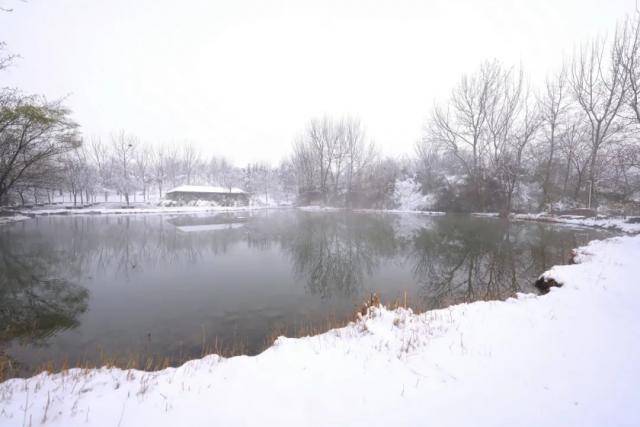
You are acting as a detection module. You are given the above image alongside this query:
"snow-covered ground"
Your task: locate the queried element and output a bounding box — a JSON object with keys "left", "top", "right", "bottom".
{"left": 470, "top": 212, "right": 501, "bottom": 218}
{"left": 296, "top": 206, "right": 445, "bottom": 215}
{"left": 295, "top": 205, "right": 344, "bottom": 212}
{"left": 469, "top": 212, "right": 640, "bottom": 234}
{"left": 8, "top": 204, "right": 278, "bottom": 219}
{"left": 1, "top": 230, "right": 639, "bottom": 425}
{"left": 354, "top": 208, "right": 445, "bottom": 215}
{"left": 513, "top": 212, "right": 640, "bottom": 234}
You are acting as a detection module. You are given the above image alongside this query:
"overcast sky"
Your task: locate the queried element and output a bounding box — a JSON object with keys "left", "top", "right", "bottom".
{"left": 0, "top": 0, "right": 636, "bottom": 165}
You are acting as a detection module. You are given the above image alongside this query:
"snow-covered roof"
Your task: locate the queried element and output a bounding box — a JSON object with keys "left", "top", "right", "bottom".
{"left": 166, "top": 185, "right": 246, "bottom": 194}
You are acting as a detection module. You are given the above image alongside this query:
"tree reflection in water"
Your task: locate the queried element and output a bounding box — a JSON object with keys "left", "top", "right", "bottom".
{"left": 0, "top": 211, "right": 608, "bottom": 378}
{"left": 0, "top": 212, "right": 604, "bottom": 340}
{"left": 0, "top": 236, "right": 89, "bottom": 344}
{"left": 410, "top": 216, "right": 596, "bottom": 309}
{"left": 277, "top": 212, "right": 399, "bottom": 298}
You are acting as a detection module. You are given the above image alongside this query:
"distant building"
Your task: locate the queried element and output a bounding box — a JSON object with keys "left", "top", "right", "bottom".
{"left": 165, "top": 185, "right": 249, "bottom": 206}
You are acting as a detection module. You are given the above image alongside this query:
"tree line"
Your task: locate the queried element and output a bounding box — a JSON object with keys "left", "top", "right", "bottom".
{"left": 1, "top": 15, "right": 640, "bottom": 212}
{"left": 415, "top": 17, "right": 640, "bottom": 214}
{"left": 4, "top": 130, "right": 292, "bottom": 206}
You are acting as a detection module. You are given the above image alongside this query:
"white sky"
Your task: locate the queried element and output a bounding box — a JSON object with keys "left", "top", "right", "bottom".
{"left": 0, "top": 0, "right": 636, "bottom": 165}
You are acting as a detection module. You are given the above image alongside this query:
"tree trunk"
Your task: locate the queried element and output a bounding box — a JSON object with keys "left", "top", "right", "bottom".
{"left": 541, "top": 127, "right": 556, "bottom": 209}
{"left": 588, "top": 142, "right": 599, "bottom": 208}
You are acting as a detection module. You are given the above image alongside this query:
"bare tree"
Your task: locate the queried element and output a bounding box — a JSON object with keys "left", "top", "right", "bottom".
{"left": 218, "top": 157, "right": 241, "bottom": 191}
{"left": 426, "top": 61, "right": 500, "bottom": 209}
{"left": 619, "top": 15, "right": 640, "bottom": 123}
{"left": 88, "top": 137, "right": 113, "bottom": 201}
{"left": 291, "top": 135, "right": 317, "bottom": 193}
{"left": 110, "top": 130, "right": 136, "bottom": 206}
{"left": 244, "top": 162, "right": 275, "bottom": 204}
{"left": 616, "top": 15, "right": 640, "bottom": 202}
{"left": 62, "top": 146, "right": 91, "bottom": 206}
{"left": 151, "top": 146, "right": 168, "bottom": 198}
{"left": 309, "top": 117, "right": 342, "bottom": 202}
{"left": 134, "top": 144, "right": 152, "bottom": 201}
{"left": 557, "top": 121, "right": 592, "bottom": 201}
{"left": 537, "top": 67, "right": 572, "bottom": 208}
{"left": 570, "top": 33, "right": 629, "bottom": 207}
{"left": 291, "top": 116, "right": 376, "bottom": 206}
{"left": 181, "top": 142, "right": 201, "bottom": 185}
{"left": 499, "top": 85, "right": 541, "bottom": 214}
{"left": 343, "top": 117, "right": 377, "bottom": 206}
{"left": 415, "top": 136, "right": 441, "bottom": 191}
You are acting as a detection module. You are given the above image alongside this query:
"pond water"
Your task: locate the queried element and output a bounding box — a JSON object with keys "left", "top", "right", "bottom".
{"left": 0, "top": 210, "right": 610, "bottom": 376}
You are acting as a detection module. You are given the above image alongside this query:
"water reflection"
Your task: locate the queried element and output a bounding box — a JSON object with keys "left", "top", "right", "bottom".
{"left": 409, "top": 216, "right": 588, "bottom": 309}
{"left": 0, "top": 211, "right": 609, "bottom": 375}
{"left": 169, "top": 214, "right": 248, "bottom": 233}
{"left": 279, "top": 213, "right": 399, "bottom": 298}
{"left": 0, "top": 237, "right": 88, "bottom": 343}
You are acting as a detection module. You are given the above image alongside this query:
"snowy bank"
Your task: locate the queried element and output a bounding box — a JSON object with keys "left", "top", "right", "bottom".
{"left": 297, "top": 206, "right": 445, "bottom": 215}
{"left": 354, "top": 208, "right": 445, "bottom": 215}
{"left": 13, "top": 205, "right": 278, "bottom": 218}
{"left": 1, "top": 233, "right": 639, "bottom": 426}
{"left": 470, "top": 212, "right": 501, "bottom": 218}
{"left": 513, "top": 212, "right": 640, "bottom": 234}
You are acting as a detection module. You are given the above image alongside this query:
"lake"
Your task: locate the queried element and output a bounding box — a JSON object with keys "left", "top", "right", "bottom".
{"left": 0, "top": 210, "right": 610, "bottom": 377}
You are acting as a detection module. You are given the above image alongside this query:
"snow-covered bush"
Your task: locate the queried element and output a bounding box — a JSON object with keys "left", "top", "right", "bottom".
{"left": 158, "top": 199, "right": 178, "bottom": 207}
{"left": 392, "top": 178, "right": 435, "bottom": 211}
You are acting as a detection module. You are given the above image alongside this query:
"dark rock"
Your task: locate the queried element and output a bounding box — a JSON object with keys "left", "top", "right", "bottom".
{"left": 535, "top": 276, "right": 562, "bottom": 294}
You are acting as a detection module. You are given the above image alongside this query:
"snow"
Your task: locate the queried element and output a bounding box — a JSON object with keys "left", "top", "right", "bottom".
{"left": 296, "top": 205, "right": 344, "bottom": 212}
{"left": 13, "top": 205, "right": 275, "bottom": 218}
{"left": 354, "top": 208, "right": 445, "bottom": 215}
{"left": 166, "top": 185, "right": 246, "bottom": 194}
{"left": 470, "top": 212, "right": 640, "bottom": 234}
{"left": 175, "top": 223, "right": 245, "bottom": 232}
{"left": 296, "top": 205, "right": 445, "bottom": 215}
{"left": 513, "top": 213, "right": 640, "bottom": 234}
{"left": 1, "top": 229, "right": 639, "bottom": 425}
{"left": 8, "top": 205, "right": 446, "bottom": 224}
{"left": 392, "top": 178, "right": 436, "bottom": 211}
{"left": 470, "top": 212, "right": 501, "bottom": 217}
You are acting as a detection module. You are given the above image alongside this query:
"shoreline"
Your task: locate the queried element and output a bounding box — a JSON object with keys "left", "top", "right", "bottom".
{"left": 510, "top": 212, "right": 640, "bottom": 234}
{"left": 7, "top": 203, "right": 635, "bottom": 227}
{"left": 0, "top": 216, "right": 638, "bottom": 425}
